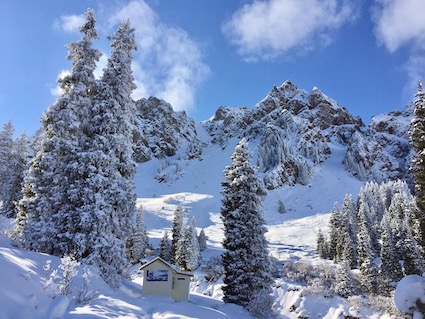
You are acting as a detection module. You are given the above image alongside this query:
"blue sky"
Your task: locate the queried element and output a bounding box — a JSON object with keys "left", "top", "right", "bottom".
{"left": 1, "top": 0, "right": 425, "bottom": 136}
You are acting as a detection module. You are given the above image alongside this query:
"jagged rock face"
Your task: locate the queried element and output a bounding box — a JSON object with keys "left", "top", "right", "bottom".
{"left": 203, "top": 81, "right": 334, "bottom": 189}
{"left": 133, "top": 97, "right": 202, "bottom": 163}
{"left": 343, "top": 105, "right": 413, "bottom": 182}
{"left": 133, "top": 81, "right": 413, "bottom": 188}
{"left": 257, "top": 123, "right": 312, "bottom": 189}
{"left": 260, "top": 81, "right": 363, "bottom": 129}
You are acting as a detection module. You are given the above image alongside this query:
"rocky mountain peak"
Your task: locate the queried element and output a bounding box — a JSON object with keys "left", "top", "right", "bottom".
{"left": 133, "top": 97, "right": 202, "bottom": 163}
{"left": 132, "top": 80, "right": 413, "bottom": 189}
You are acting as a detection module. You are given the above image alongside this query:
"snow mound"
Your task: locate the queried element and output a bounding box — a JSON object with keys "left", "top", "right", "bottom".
{"left": 394, "top": 274, "right": 425, "bottom": 316}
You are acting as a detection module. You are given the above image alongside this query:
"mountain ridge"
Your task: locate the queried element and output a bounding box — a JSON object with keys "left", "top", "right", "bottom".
{"left": 133, "top": 80, "right": 413, "bottom": 190}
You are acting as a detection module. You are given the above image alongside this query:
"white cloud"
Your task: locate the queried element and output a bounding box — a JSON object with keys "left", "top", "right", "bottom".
{"left": 222, "top": 0, "right": 358, "bottom": 61}
{"left": 372, "top": 0, "right": 425, "bottom": 100}
{"left": 372, "top": 0, "right": 425, "bottom": 53}
{"left": 108, "top": 0, "right": 210, "bottom": 112}
{"left": 54, "top": 14, "right": 85, "bottom": 34}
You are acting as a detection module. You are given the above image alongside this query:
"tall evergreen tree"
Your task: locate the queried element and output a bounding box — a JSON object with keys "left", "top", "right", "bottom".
{"left": 402, "top": 213, "right": 424, "bottom": 275}
{"left": 186, "top": 217, "right": 201, "bottom": 270}
{"left": 317, "top": 228, "right": 328, "bottom": 259}
{"left": 1, "top": 131, "right": 30, "bottom": 218}
{"left": 335, "top": 195, "right": 357, "bottom": 267}
{"left": 358, "top": 195, "right": 378, "bottom": 293}
{"left": 198, "top": 229, "right": 208, "bottom": 252}
{"left": 379, "top": 213, "right": 403, "bottom": 284}
{"left": 17, "top": 11, "right": 138, "bottom": 287}
{"left": 334, "top": 260, "right": 356, "bottom": 298}
{"left": 0, "top": 121, "right": 15, "bottom": 213}
{"left": 328, "top": 203, "right": 341, "bottom": 260}
{"left": 79, "top": 18, "right": 138, "bottom": 286}
{"left": 221, "top": 138, "right": 273, "bottom": 308}
{"left": 388, "top": 192, "right": 408, "bottom": 262}
{"left": 411, "top": 80, "right": 425, "bottom": 252}
{"left": 17, "top": 8, "right": 102, "bottom": 256}
{"left": 170, "top": 206, "right": 185, "bottom": 264}
{"left": 126, "top": 207, "right": 149, "bottom": 264}
{"left": 175, "top": 217, "right": 201, "bottom": 271}
{"left": 159, "top": 231, "right": 171, "bottom": 262}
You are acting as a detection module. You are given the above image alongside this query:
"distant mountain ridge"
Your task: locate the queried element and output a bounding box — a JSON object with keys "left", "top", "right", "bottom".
{"left": 132, "top": 80, "right": 413, "bottom": 188}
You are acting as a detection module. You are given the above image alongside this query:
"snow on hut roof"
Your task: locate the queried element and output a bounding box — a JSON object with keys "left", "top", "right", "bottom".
{"left": 140, "top": 256, "right": 193, "bottom": 277}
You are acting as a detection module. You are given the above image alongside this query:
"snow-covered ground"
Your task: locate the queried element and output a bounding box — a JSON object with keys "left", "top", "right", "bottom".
{"left": 0, "top": 139, "right": 407, "bottom": 318}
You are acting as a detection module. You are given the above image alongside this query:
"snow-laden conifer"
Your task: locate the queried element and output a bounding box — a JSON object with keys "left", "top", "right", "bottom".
{"left": 358, "top": 194, "right": 378, "bottom": 293}
{"left": 17, "top": 9, "right": 101, "bottom": 255}
{"left": 1, "top": 129, "right": 29, "bottom": 218}
{"left": 170, "top": 206, "right": 185, "bottom": 264}
{"left": 328, "top": 202, "right": 341, "bottom": 260}
{"left": 77, "top": 18, "right": 138, "bottom": 285}
{"left": 221, "top": 138, "right": 273, "bottom": 308}
{"left": 335, "top": 195, "right": 357, "bottom": 267}
{"left": 126, "top": 207, "right": 149, "bottom": 264}
{"left": 334, "top": 260, "right": 356, "bottom": 298}
{"left": 379, "top": 213, "right": 403, "bottom": 285}
{"left": 0, "top": 121, "right": 14, "bottom": 208}
{"left": 317, "top": 228, "right": 328, "bottom": 259}
{"left": 159, "top": 231, "right": 171, "bottom": 262}
{"left": 184, "top": 217, "right": 201, "bottom": 271}
{"left": 411, "top": 80, "right": 425, "bottom": 252}
{"left": 197, "top": 229, "right": 208, "bottom": 252}
{"left": 17, "top": 11, "right": 138, "bottom": 287}
{"left": 402, "top": 213, "right": 424, "bottom": 275}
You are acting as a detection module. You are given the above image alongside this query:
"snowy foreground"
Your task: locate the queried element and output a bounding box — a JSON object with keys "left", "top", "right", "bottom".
{"left": 0, "top": 139, "right": 419, "bottom": 318}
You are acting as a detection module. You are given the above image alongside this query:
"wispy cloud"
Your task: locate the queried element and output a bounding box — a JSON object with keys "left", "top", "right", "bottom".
{"left": 372, "top": 0, "right": 425, "bottom": 99}
{"left": 108, "top": 0, "right": 210, "bottom": 112}
{"left": 53, "top": 14, "right": 85, "bottom": 34}
{"left": 222, "top": 0, "right": 358, "bottom": 61}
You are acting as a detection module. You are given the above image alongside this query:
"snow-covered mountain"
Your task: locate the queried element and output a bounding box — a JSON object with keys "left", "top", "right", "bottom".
{"left": 135, "top": 80, "right": 413, "bottom": 190}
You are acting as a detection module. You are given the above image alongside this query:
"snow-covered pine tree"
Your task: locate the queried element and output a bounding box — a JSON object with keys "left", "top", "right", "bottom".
{"left": 221, "top": 138, "right": 273, "bottom": 308}
{"left": 317, "top": 228, "right": 328, "bottom": 259}
{"left": 362, "top": 183, "right": 383, "bottom": 254}
{"left": 387, "top": 192, "right": 408, "bottom": 262}
{"left": 159, "top": 231, "right": 171, "bottom": 262}
{"left": 343, "top": 194, "right": 358, "bottom": 252}
{"left": 185, "top": 217, "right": 201, "bottom": 271}
{"left": 170, "top": 206, "right": 185, "bottom": 264}
{"left": 402, "top": 213, "right": 424, "bottom": 275}
{"left": 335, "top": 195, "right": 357, "bottom": 267}
{"left": 334, "top": 260, "right": 356, "bottom": 298}
{"left": 17, "top": 9, "right": 101, "bottom": 256}
{"left": 0, "top": 121, "right": 15, "bottom": 214}
{"left": 77, "top": 18, "right": 138, "bottom": 286}
{"left": 328, "top": 202, "right": 341, "bottom": 260}
{"left": 1, "top": 129, "right": 30, "bottom": 218}
{"left": 365, "top": 181, "right": 385, "bottom": 225}
{"left": 174, "top": 216, "right": 200, "bottom": 271}
{"left": 126, "top": 207, "right": 149, "bottom": 264}
{"left": 197, "top": 228, "right": 208, "bottom": 252}
{"left": 411, "top": 80, "right": 425, "bottom": 252}
{"left": 379, "top": 213, "right": 403, "bottom": 285}
{"left": 358, "top": 195, "right": 378, "bottom": 293}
